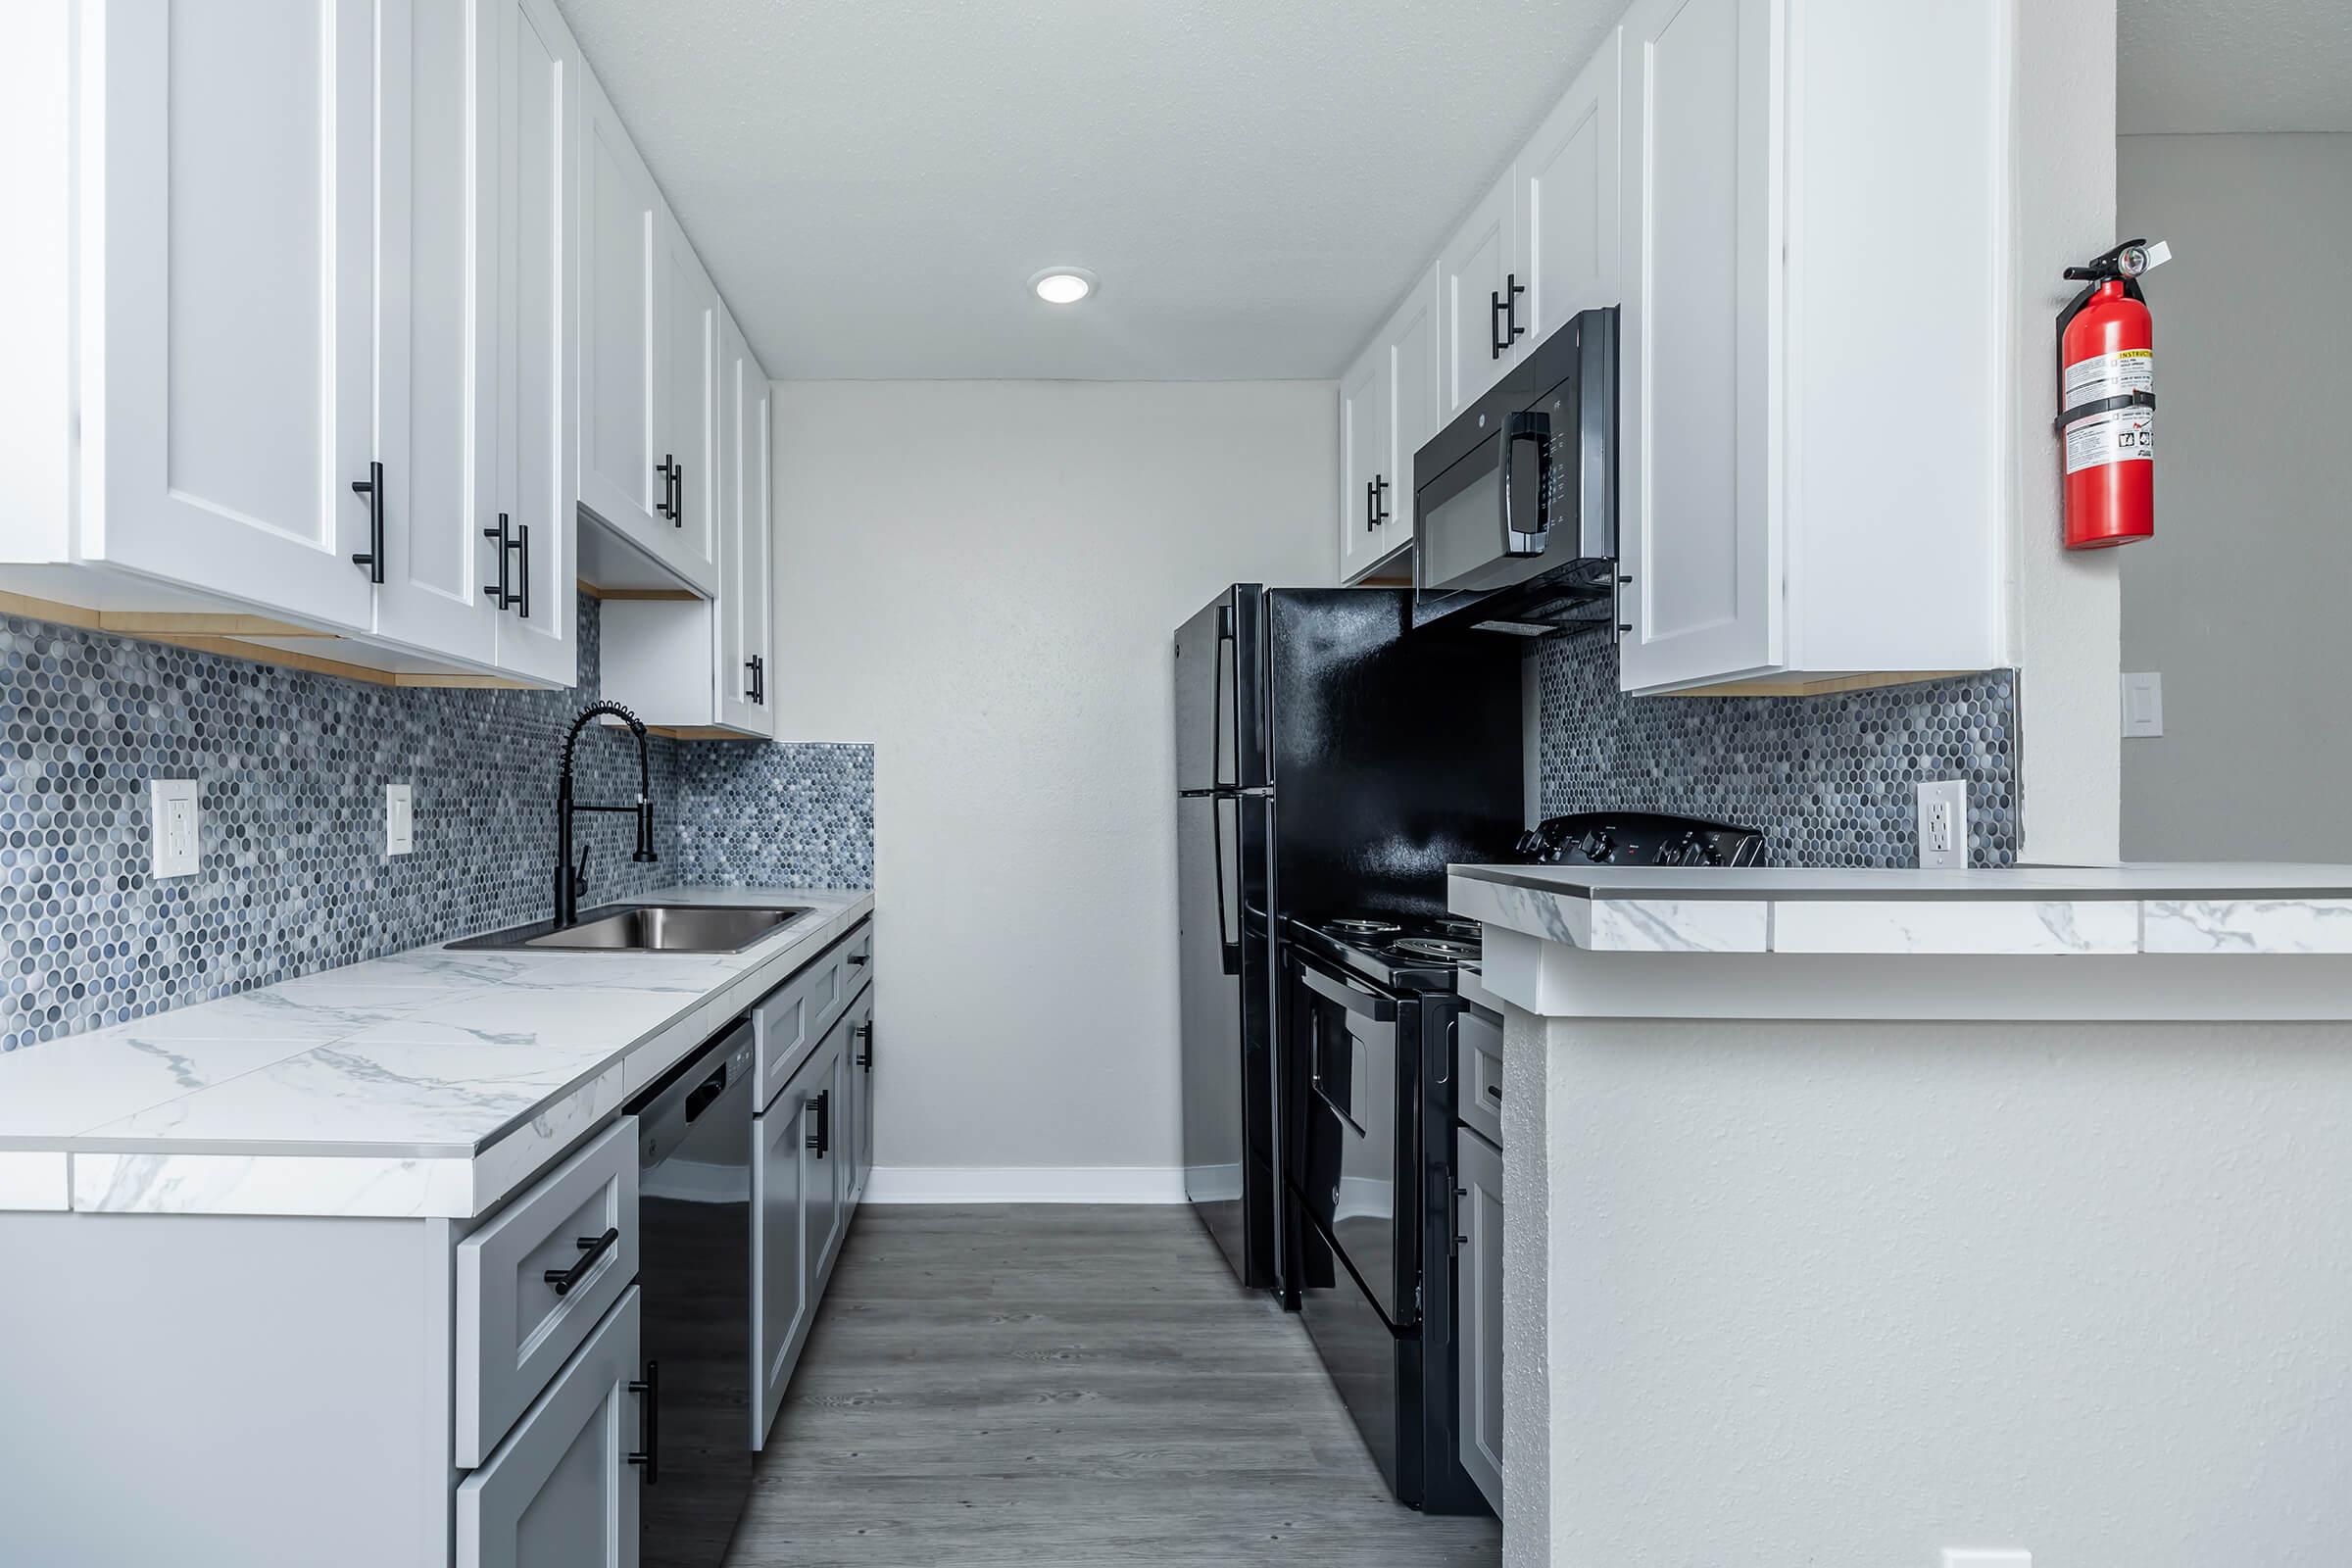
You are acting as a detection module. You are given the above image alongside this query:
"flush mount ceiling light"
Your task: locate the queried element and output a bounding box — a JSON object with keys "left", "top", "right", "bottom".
{"left": 1029, "top": 267, "right": 1098, "bottom": 305}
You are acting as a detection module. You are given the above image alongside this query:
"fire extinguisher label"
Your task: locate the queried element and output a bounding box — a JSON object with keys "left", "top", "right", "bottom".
{"left": 2064, "top": 407, "right": 2154, "bottom": 473}
{"left": 2063, "top": 347, "right": 2154, "bottom": 406}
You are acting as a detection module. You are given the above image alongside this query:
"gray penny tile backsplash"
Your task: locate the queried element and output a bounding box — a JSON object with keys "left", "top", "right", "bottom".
{"left": 1536, "top": 634, "right": 2018, "bottom": 868}
{"left": 0, "top": 597, "right": 873, "bottom": 1054}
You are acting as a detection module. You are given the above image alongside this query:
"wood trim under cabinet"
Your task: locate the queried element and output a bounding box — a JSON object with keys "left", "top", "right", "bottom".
{"left": 0, "top": 588, "right": 527, "bottom": 690}
{"left": 576, "top": 578, "right": 700, "bottom": 603}
{"left": 646, "top": 725, "right": 759, "bottom": 741}
{"left": 1655, "top": 670, "right": 1979, "bottom": 699}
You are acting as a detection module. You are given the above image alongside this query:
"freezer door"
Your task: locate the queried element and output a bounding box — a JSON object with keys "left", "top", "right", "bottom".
{"left": 1174, "top": 586, "right": 1266, "bottom": 793}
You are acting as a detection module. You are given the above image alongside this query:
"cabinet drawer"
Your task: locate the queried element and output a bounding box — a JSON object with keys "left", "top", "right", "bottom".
{"left": 457, "top": 1118, "right": 639, "bottom": 1469}
{"left": 1457, "top": 1008, "right": 1504, "bottom": 1151}
{"left": 755, "top": 919, "right": 870, "bottom": 1110}
{"left": 456, "top": 1286, "right": 641, "bottom": 1568}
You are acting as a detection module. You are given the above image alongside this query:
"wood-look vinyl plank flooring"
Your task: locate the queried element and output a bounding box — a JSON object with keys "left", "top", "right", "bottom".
{"left": 726, "top": 1203, "right": 1501, "bottom": 1567}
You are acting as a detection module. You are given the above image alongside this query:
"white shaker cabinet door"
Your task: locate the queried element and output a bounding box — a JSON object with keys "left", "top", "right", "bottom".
{"left": 1515, "top": 28, "right": 1621, "bottom": 347}
{"left": 456, "top": 1288, "right": 642, "bottom": 1568}
{"left": 1337, "top": 339, "right": 1393, "bottom": 584}
{"left": 87, "top": 1, "right": 378, "bottom": 631}
{"left": 493, "top": 0, "right": 582, "bottom": 685}
{"left": 577, "top": 67, "right": 665, "bottom": 549}
{"left": 1379, "top": 270, "right": 1439, "bottom": 560}
{"left": 1616, "top": 0, "right": 1782, "bottom": 692}
{"left": 713, "top": 309, "right": 770, "bottom": 735}
{"left": 741, "top": 369, "right": 775, "bottom": 730}
{"left": 373, "top": 0, "right": 499, "bottom": 666}
{"left": 655, "top": 212, "right": 721, "bottom": 595}
{"left": 1437, "top": 171, "right": 1519, "bottom": 420}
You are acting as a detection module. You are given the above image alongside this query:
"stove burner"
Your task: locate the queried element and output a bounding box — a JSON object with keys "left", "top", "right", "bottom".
{"left": 1389, "top": 936, "right": 1479, "bottom": 963}
{"left": 1432, "top": 918, "right": 1482, "bottom": 943}
{"left": 1325, "top": 917, "right": 1402, "bottom": 939}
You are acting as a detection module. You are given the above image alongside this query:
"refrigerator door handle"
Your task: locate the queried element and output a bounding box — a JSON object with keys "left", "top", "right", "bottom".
{"left": 1212, "top": 790, "right": 1241, "bottom": 976}
{"left": 1215, "top": 603, "right": 1238, "bottom": 791}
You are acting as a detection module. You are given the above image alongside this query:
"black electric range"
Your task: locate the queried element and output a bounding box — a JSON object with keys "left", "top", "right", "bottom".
{"left": 1276, "top": 811, "right": 1764, "bottom": 1515}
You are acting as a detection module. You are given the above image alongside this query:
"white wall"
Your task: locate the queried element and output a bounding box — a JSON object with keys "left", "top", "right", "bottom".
{"left": 2012, "top": 0, "right": 2125, "bottom": 865}
{"left": 2119, "top": 134, "right": 2352, "bottom": 859}
{"left": 770, "top": 380, "right": 1334, "bottom": 1187}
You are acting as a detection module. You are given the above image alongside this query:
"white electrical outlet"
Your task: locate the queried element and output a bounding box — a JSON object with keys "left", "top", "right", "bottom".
{"left": 1943, "top": 1551, "right": 2030, "bottom": 1568}
{"left": 1916, "top": 778, "right": 1967, "bottom": 870}
{"left": 386, "top": 783, "right": 414, "bottom": 856}
{"left": 2121, "top": 670, "right": 2164, "bottom": 737}
{"left": 151, "top": 779, "right": 200, "bottom": 879}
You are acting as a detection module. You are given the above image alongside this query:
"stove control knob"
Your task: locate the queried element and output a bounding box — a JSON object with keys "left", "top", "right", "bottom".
{"left": 1577, "top": 830, "right": 1613, "bottom": 861}
{"left": 1513, "top": 829, "right": 1546, "bottom": 859}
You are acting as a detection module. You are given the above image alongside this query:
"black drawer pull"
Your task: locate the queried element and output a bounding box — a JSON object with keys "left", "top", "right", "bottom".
{"left": 855, "top": 1019, "right": 873, "bottom": 1072}
{"left": 627, "top": 1359, "right": 659, "bottom": 1484}
{"left": 848, "top": 952, "right": 869, "bottom": 968}
{"left": 1485, "top": 1084, "right": 1502, "bottom": 1102}
{"left": 544, "top": 1227, "right": 619, "bottom": 1296}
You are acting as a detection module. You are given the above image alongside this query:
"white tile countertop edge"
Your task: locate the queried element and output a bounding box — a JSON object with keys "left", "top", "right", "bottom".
{"left": 0, "top": 887, "right": 872, "bottom": 1218}
{"left": 1452, "top": 863, "right": 2352, "bottom": 956}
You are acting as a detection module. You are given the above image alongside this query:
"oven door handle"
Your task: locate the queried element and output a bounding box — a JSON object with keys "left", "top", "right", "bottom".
{"left": 1297, "top": 956, "right": 1397, "bottom": 1023}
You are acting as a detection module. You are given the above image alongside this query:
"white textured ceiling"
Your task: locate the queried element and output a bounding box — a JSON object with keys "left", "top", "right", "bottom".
{"left": 555, "top": 0, "right": 1622, "bottom": 379}
{"left": 2119, "top": 0, "right": 2352, "bottom": 134}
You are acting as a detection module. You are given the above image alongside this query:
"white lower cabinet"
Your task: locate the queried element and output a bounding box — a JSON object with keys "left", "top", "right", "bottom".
{"left": 1455, "top": 1127, "right": 1504, "bottom": 1514}
{"left": 457, "top": 1287, "right": 643, "bottom": 1568}
{"left": 754, "top": 1061, "right": 815, "bottom": 1444}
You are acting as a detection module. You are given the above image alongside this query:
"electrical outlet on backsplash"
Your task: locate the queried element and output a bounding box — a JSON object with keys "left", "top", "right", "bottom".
{"left": 1535, "top": 635, "right": 2017, "bottom": 868}
{"left": 0, "top": 597, "right": 872, "bottom": 1054}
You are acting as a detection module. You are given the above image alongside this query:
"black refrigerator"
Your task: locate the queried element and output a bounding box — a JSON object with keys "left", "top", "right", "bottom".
{"left": 1174, "top": 586, "right": 1521, "bottom": 1293}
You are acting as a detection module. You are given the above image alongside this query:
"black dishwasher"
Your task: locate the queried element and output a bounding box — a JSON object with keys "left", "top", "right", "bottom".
{"left": 627, "top": 1019, "right": 756, "bottom": 1568}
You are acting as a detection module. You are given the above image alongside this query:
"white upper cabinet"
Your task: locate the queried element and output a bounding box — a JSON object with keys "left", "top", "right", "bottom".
{"left": 656, "top": 215, "right": 722, "bottom": 595}
{"left": 1615, "top": 0, "right": 2008, "bottom": 693}
{"left": 1337, "top": 338, "right": 1392, "bottom": 584}
{"left": 1515, "top": 31, "right": 1621, "bottom": 348}
{"left": 577, "top": 70, "right": 665, "bottom": 552}
{"left": 373, "top": 0, "right": 500, "bottom": 667}
{"left": 1338, "top": 269, "right": 1438, "bottom": 586}
{"left": 1615, "top": 0, "right": 1777, "bottom": 691}
{"left": 491, "top": 0, "right": 582, "bottom": 684}
{"left": 81, "top": 1, "right": 381, "bottom": 632}
{"left": 715, "top": 310, "right": 774, "bottom": 737}
{"left": 1437, "top": 172, "right": 1520, "bottom": 420}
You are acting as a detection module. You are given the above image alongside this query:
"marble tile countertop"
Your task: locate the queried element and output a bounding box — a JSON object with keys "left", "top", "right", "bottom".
{"left": 0, "top": 887, "right": 872, "bottom": 1220}
{"left": 1450, "top": 862, "right": 2352, "bottom": 956}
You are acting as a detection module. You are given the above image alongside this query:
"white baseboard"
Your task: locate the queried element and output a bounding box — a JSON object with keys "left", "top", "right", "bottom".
{"left": 864, "top": 1165, "right": 1189, "bottom": 1204}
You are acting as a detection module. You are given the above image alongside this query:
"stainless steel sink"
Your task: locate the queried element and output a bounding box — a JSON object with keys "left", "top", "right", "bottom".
{"left": 450, "top": 903, "right": 811, "bottom": 955}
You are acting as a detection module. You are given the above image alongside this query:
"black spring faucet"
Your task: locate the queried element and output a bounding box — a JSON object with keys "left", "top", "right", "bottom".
{"left": 555, "top": 702, "right": 657, "bottom": 929}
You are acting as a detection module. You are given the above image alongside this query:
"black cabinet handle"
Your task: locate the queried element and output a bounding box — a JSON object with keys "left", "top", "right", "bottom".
{"left": 1374, "top": 474, "right": 1391, "bottom": 524}
{"left": 481, "top": 513, "right": 525, "bottom": 612}
{"left": 514, "top": 521, "right": 531, "bottom": 619}
{"left": 1485, "top": 1084, "right": 1502, "bottom": 1102}
{"left": 673, "top": 462, "right": 685, "bottom": 525}
{"left": 1452, "top": 1185, "right": 1469, "bottom": 1252}
{"left": 544, "top": 1226, "right": 619, "bottom": 1296}
{"left": 855, "top": 1020, "right": 873, "bottom": 1072}
{"left": 350, "top": 460, "right": 384, "bottom": 582}
{"left": 848, "top": 952, "right": 869, "bottom": 968}
{"left": 806, "top": 1088, "right": 831, "bottom": 1158}
{"left": 745, "top": 654, "right": 764, "bottom": 703}
{"left": 1489, "top": 273, "right": 1528, "bottom": 359}
{"left": 655, "top": 456, "right": 677, "bottom": 521}
{"left": 1365, "top": 479, "right": 1377, "bottom": 532}
{"left": 627, "top": 1359, "right": 658, "bottom": 1484}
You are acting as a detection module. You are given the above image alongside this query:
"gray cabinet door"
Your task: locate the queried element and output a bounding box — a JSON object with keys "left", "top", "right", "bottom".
{"left": 456, "top": 1287, "right": 642, "bottom": 1568}
{"left": 1456, "top": 1128, "right": 1504, "bottom": 1513}
{"left": 754, "top": 1076, "right": 811, "bottom": 1447}
{"left": 803, "top": 1034, "right": 847, "bottom": 1276}
{"left": 848, "top": 987, "right": 876, "bottom": 1204}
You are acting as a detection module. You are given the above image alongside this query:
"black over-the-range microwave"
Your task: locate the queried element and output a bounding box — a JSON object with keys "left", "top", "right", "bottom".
{"left": 1411, "top": 305, "right": 1618, "bottom": 639}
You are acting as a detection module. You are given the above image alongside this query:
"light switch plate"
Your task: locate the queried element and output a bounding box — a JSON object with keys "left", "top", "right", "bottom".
{"left": 1916, "top": 778, "right": 1968, "bottom": 870}
{"left": 151, "top": 779, "right": 200, "bottom": 879}
{"left": 1943, "top": 1552, "right": 2030, "bottom": 1568}
{"left": 2121, "top": 670, "right": 2164, "bottom": 737}
{"left": 385, "top": 783, "right": 414, "bottom": 856}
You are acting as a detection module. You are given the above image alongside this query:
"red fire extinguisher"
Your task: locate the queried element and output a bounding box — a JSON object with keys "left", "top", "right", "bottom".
{"left": 2056, "top": 238, "right": 2170, "bottom": 549}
